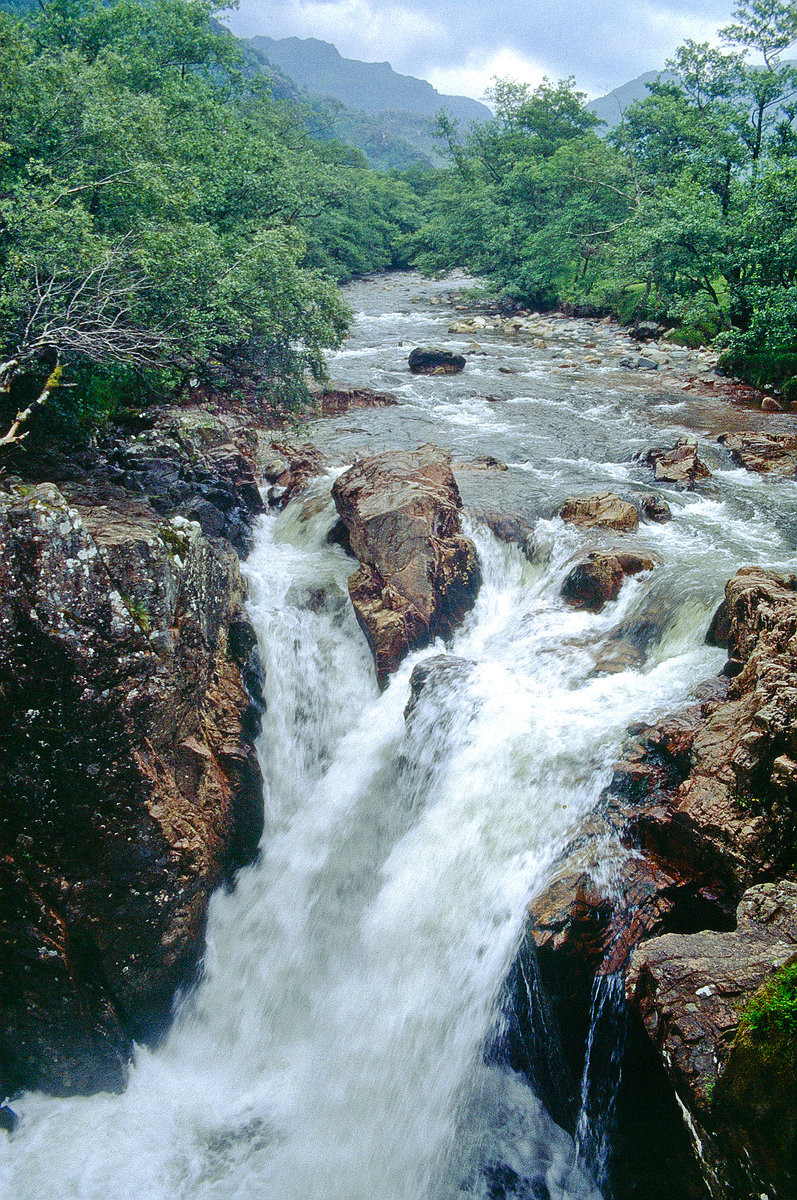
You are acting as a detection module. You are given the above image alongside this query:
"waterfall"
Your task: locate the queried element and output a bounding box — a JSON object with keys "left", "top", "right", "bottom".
{"left": 5, "top": 272, "right": 795, "bottom": 1200}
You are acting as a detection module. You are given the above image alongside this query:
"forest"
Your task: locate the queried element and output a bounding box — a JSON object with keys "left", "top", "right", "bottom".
{"left": 1, "top": 0, "right": 796, "bottom": 444}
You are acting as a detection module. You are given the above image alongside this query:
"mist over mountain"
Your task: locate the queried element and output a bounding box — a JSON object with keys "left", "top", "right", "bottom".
{"left": 250, "top": 35, "right": 491, "bottom": 125}
{"left": 586, "top": 71, "right": 664, "bottom": 129}
{"left": 588, "top": 62, "right": 797, "bottom": 131}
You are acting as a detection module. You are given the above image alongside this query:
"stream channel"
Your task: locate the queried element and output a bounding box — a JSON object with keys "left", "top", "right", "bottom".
{"left": 4, "top": 272, "right": 797, "bottom": 1199}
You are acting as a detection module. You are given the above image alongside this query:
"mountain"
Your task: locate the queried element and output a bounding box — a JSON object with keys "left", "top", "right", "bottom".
{"left": 587, "top": 71, "right": 663, "bottom": 130}
{"left": 250, "top": 36, "right": 491, "bottom": 126}
{"left": 588, "top": 61, "right": 797, "bottom": 131}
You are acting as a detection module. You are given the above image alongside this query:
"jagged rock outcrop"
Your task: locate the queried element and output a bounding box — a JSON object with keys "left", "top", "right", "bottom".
{"left": 632, "top": 568, "right": 797, "bottom": 892}
{"left": 628, "top": 881, "right": 797, "bottom": 1200}
{"left": 0, "top": 484, "right": 263, "bottom": 1097}
{"left": 408, "top": 347, "right": 466, "bottom": 375}
{"left": 717, "top": 432, "right": 797, "bottom": 477}
{"left": 5, "top": 404, "right": 267, "bottom": 555}
{"left": 264, "top": 440, "right": 327, "bottom": 509}
{"left": 561, "top": 551, "right": 655, "bottom": 613}
{"left": 560, "top": 492, "right": 639, "bottom": 532}
{"left": 516, "top": 567, "right": 797, "bottom": 1199}
{"left": 332, "top": 447, "right": 481, "bottom": 685}
{"left": 641, "top": 437, "right": 711, "bottom": 487}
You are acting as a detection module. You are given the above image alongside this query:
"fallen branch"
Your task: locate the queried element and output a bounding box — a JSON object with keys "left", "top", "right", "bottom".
{"left": 0, "top": 363, "right": 63, "bottom": 448}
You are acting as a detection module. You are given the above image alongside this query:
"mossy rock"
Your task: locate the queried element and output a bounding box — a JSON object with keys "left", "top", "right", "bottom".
{"left": 712, "top": 958, "right": 797, "bottom": 1197}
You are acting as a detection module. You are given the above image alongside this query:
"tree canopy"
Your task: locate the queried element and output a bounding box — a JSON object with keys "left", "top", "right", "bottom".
{"left": 0, "top": 0, "right": 419, "bottom": 441}
{"left": 414, "top": 0, "right": 797, "bottom": 389}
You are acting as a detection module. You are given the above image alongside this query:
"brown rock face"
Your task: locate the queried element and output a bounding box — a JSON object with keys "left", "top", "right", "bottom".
{"left": 628, "top": 881, "right": 797, "bottom": 1111}
{"left": 0, "top": 485, "right": 263, "bottom": 1096}
{"left": 561, "top": 551, "right": 655, "bottom": 613}
{"left": 624, "top": 569, "right": 797, "bottom": 897}
{"left": 641, "top": 437, "right": 711, "bottom": 487}
{"left": 512, "top": 565, "right": 797, "bottom": 1198}
{"left": 560, "top": 492, "right": 639, "bottom": 532}
{"left": 332, "top": 447, "right": 481, "bottom": 685}
{"left": 627, "top": 881, "right": 797, "bottom": 1200}
{"left": 718, "top": 432, "right": 797, "bottom": 477}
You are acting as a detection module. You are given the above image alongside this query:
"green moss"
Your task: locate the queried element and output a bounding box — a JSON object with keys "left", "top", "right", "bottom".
{"left": 121, "top": 594, "right": 151, "bottom": 635}
{"left": 741, "top": 960, "right": 797, "bottom": 1039}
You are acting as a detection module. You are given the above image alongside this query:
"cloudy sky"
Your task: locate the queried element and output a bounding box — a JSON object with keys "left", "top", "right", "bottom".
{"left": 225, "top": 0, "right": 737, "bottom": 100}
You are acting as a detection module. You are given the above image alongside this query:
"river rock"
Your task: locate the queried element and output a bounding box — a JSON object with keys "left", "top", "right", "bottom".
{"left": 717, "top": 431, "right": 797, "bottom": 477}
{"left": 408, "top": 347, "right": 466, "bottom": 375}
{"left": 312, "top": 385, "right": 398, "bottom": 416}
{"left": 630, "top": 321, "right": 665, "bottom": 341}
{"left": 560, "top": 492, "right": 639, "bottom": 532}
{"left": 473, "top": 509, "right": 538, "bottom": 560}
{"left": 0, "top": 484, "right": 263, "bottom": 1096}
{"left": 266, "top": 440, "right": 327, "bottom": 508}
{"left": 331, "top": 447, "right": 481, "bottom": 685}
{"left": 560, "top": 551, "right": 655, "bottom": 613}
{"left": 627, "top": 881, "right": 797, "bottom": 1199}
{"left": 640, "top": 437, "right": 711, "bottom": 487}
{"left": 635, "top": 493, "right": 672, "bottom": 523}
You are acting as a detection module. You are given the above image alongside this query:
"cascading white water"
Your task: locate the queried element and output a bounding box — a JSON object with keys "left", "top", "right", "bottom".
{"left": 3, "top": 273, "right": 796, "bottom": 1200}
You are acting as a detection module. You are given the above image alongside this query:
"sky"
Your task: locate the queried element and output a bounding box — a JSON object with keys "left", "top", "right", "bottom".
{"left": 224, "top": 0, "right": 738, "bottom": 100}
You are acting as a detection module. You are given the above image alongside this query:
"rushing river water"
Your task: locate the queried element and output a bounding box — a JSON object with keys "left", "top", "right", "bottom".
{"left": 4, "top": 273, "right": 797, "bottom": 1200}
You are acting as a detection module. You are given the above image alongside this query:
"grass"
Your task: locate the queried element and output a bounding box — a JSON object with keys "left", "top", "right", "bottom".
{"left": 741, "top": 960, "right": 797, "bottom": 1038}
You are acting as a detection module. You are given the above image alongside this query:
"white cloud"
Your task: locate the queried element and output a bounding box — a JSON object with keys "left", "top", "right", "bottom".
{"left": 227, "top": 0, "right": 743, "bottom": 98}
{"left": 428, "top": 47, "right": 547, "bottom": 102}
{"left": 229, "top": 0, "right": 444, "bottom": 64}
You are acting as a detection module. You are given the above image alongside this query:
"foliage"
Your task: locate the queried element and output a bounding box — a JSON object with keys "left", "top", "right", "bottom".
{"left": 0, "top": 0, "right": 419, "bottom": 442}
{"left": 741, "top": 960, "right": 797, "bottom": 1037}
{"left": 414, "top": 0, "right": 797, "bottom": 390}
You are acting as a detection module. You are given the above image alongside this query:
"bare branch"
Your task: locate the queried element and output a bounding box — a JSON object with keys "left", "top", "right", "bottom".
{"left": 0, "top": 364, "right": 64, "bottom": 449}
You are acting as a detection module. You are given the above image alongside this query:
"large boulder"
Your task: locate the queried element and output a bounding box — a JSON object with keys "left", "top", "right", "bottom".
{"left": 0, "top": 485, "right": 263, "bottom": 1096}
{"left": 560, "top": 491, "right": 639, "bottom": 532}
{"left": 717, "top": 432, "right": 797, "bottom": 477}
{"left": 332, "top": 447, "right": 481, "bottom": 685}
{"left": 408, "top": 346, "right": 466, "bottom": 375}
{"left": 627, "top": 881, "right": 797, "bottom": 1200}
{"left": 560, "top": 551, "right": 655, "bottom": 613}
{"left": 641, "top": 437, "right": 711, "bottom": 487}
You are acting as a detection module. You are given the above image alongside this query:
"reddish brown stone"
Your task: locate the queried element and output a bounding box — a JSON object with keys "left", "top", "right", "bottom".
{"left": 332, "top": 446, "right": 480, "bottom": 685}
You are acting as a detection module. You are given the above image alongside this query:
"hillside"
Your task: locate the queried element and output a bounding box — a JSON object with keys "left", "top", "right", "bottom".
{"left": 250, "top": 35, "right": 491, "bottom": 125}
{"left": 588, "top": 62, "right": 797, "bottom": 130}
{"left": 587, "top": 70, "right": 663, "bottom": 129}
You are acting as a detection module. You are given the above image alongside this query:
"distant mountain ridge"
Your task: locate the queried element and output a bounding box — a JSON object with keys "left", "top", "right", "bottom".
{"left": 586, "top": 71, "right": 664, "bottom": 130}
{"left": 250, "top": 35, "right": 491, "bottom": 126}
{"left": 587, "top": 62, "right": 797, "bottom": 131}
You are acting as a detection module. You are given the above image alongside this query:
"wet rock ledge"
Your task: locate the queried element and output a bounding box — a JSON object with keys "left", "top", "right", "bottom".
{"left": 515, "top": 567, "right": 797, "bottom": 1200}
{"left": 0, "top": 407, "right": 276, "bottom": 1099}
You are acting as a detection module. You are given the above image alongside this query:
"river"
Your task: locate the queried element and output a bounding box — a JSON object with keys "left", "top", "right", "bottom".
{"left": 3, "top": 272, "right": 797, "bottom": 1200}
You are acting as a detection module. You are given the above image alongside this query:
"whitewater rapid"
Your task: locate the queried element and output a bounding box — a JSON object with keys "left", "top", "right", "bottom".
{"left": 3, "top": 273, "right": 796, "bottom": 1200}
